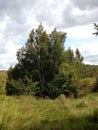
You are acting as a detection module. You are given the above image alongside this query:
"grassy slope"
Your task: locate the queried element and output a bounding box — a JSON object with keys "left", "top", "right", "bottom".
{"left": 0, "top": 93, "right": 98, "bottom": 130}
{"left": 0, "top": 71, "right": 7, "bottom": 94}
{"left": 0, "top": 71, "right": 98, "bottom": 130}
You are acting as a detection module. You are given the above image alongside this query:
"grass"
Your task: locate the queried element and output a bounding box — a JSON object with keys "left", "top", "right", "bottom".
{"left": 0, "top": 93, "right": 98, "bottom": 130}
{"left": 0, "top": 71, "right": 7, "bottom": 94}
{"left": 0, "top": 71, "right": 98, "bottom": 129}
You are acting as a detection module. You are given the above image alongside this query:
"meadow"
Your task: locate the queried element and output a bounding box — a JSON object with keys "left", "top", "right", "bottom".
{"left": 0, "top": 71, "right": 98, "bottom": 130}
{"left": 0, "top": 71, "right": 7, "bottom": 95}
{"left": 0, "top": 93, "right": 98, "bottom": 130}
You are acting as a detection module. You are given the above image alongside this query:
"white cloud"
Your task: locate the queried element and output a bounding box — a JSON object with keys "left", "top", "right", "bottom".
{"left": 66, "top": 24, "right": 94, "bottom": 39}
{"left": 66, "top": 36, "right": 98, "bottom": 65}
{"left": 0, "top": 40, "right": 22, "bottom": 70}
{"left": 0, "top": 0, "right": 98, "bottom": 69}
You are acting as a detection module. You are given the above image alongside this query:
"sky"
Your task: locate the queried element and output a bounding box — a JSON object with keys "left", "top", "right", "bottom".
{"left": 0, "top": 0, "right": 98, "bottom": 70}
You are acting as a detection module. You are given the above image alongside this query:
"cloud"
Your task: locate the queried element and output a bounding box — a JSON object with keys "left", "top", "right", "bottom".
{"left": 0, "top": 0, "right": 98, "bottom": 69}
{"left": 0, "top": 0, "right": 40, "bottom": 69}
{"left": 66, "top": 36, "right": 98, "bottom": 65}
{"left": 59, "top": 0, "right": 98, "bottom": 28}
{"left": 84, "top": 55, "right": 98, "bottom": 65}
{"left": 72, "top": 0, "right": 98, "bottom": 10}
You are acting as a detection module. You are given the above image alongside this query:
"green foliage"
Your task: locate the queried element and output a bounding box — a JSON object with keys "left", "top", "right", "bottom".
{"left": 78, "top": 64, "right": 98, "bottom": 78}
{"left": 93, "top": 75, "right": 98, "bottom": 92}
{"left": 78, "top": 78, "right": 96, "bottom": 97}
{"left": 64, "top": 48, "right": 74, "bottom": 65}
{"left": 75, "top": 48, "right": 84, "bottom": 63}
{"left": 64, "top": 48, "right": 83, "bottom": 65}
{"left": 6, "top": 24, "right": 67, "bottom": 98}
{"left": 6, "top": 76, "right": 39, "bottom": 96}
{"left": 53, "top": 63, "right": 78, "bottom": 97}
{"left": 6, "top": 24, "right": 98, "bottom": 98}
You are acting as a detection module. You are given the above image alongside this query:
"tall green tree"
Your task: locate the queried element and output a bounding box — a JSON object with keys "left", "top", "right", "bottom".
{"left": 74, "top": 48, "right": 84, "bottom": 79}
{"left": 64, "top": 48, "right": 74, "bottom": 65}
{"left": 6, "top": 24, "right": 67, "bottom": 98}
{"left": 75, "top": 48, "right": 83, "bottom": 63}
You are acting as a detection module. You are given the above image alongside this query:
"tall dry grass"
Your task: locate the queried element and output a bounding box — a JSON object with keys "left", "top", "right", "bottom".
{"left": 0, "top": 93, "right": 98, "bottom": 130}
{"left": 0, "top": 71, "right": 7, "bottom": 94}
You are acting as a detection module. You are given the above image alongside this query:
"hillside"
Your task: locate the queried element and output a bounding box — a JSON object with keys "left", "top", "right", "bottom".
{"left": 0, "top": 71, "right": 7, "bottom": 94}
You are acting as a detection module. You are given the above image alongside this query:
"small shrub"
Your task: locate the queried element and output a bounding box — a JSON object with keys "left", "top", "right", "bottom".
{"left": 88, "top": 109, "right": 98, "bottom": 123}
{"left": 78, "top": 78, "right": 95, "bottom": 97}
{"left": 93, "top": 76, "right": 98, "bottom": 92}
{"left": 6, "top": 77, "right": 39, "bottom": 96}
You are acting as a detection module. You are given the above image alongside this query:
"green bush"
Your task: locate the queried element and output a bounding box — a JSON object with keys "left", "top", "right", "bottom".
{"left": 93, "top": 76, "right": 98, "bottom": 92}
{"left": 6, "top": 77, "right": 39, "bottom": 96}
{"left": 91, "top": 109, "right": 98, "bottom": 123}
{"left": 78, "top": 78, "right": 96, "bottom": 97}
{"left": 53, "top": 63, "right": 78, "bottom": 98}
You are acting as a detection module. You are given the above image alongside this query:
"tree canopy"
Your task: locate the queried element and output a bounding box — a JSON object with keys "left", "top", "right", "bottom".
{"left": 6, "top": 24, "right": 98, "bottom": 99}
{"left": 6, "top": 24, "right": 67, "bottom": 98}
